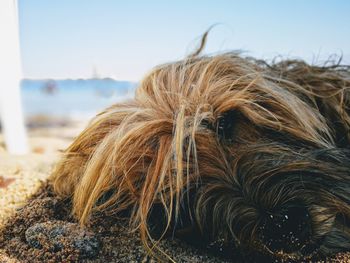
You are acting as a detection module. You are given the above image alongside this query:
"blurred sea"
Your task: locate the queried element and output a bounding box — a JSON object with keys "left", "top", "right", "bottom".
{"left": 21, "top": 79, "right": 137, "bottom": 121}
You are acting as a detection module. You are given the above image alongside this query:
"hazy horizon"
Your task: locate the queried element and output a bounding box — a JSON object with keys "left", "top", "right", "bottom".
{"left": 21, "top": 77, "right": 135, "bottom": 81}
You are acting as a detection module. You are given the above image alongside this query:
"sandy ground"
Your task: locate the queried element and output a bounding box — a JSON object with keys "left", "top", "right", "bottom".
{"left": 0, "top": 121, "right": 82, "bottom": 262}
{"left": 0, "top": 121, "right": 84, "bottom": 226}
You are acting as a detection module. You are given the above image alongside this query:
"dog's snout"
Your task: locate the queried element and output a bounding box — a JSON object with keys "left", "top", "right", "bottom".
{"left": 259, "top": 205, "right": 312, "bottom": 253}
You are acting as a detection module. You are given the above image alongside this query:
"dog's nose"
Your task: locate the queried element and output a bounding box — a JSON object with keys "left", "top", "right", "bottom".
{"left": 258, "top": 205, "right": 312, "bottom": 253}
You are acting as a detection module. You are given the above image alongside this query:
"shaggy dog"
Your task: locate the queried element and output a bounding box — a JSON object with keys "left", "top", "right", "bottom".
{"left": 51, "top": 38, "right": 350, "bottom": 261}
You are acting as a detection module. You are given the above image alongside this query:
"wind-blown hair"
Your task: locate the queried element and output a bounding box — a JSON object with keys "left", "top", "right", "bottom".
{"left": 51, "top": 46, "right": 350, "bottom": 261}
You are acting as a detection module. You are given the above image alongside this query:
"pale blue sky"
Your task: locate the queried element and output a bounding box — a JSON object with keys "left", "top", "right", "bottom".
{"left": 18, "top": 0, "right": 350, "bottom": 81}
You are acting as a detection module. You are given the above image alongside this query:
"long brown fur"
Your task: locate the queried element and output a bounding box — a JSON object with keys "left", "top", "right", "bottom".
{"left": 51, "top": 40, "right": 350, "bottom": 261}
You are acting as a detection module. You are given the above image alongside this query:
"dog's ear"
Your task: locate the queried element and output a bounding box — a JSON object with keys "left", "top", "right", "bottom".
{"left": 51, "top": 102, "right": 136, "bottom": 197}
{"left": 50, "top": 98, "right": 179, "bottom": 243}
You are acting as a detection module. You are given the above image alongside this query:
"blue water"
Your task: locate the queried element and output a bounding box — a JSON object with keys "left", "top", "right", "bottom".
{"left": 21, "top": 79, "right": 137, "bottom": 119}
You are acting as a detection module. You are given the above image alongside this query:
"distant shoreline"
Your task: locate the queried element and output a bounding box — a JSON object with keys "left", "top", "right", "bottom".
{"left": 20, "top": 78, "right": 136, "bottom": 120}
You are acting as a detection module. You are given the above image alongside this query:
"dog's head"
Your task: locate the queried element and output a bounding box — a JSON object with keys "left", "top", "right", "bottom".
{"left": 52, "top": 52, "right": 350, "bottom": 261}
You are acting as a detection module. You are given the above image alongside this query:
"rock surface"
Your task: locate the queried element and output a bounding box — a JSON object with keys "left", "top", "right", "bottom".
{"left": 25, "top": 220, "right": 100, "bottom": 259}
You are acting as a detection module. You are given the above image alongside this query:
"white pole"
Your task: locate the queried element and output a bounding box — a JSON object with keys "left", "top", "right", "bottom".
{"left": 0, "top": 0, "right": 29, "bottom": 154}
